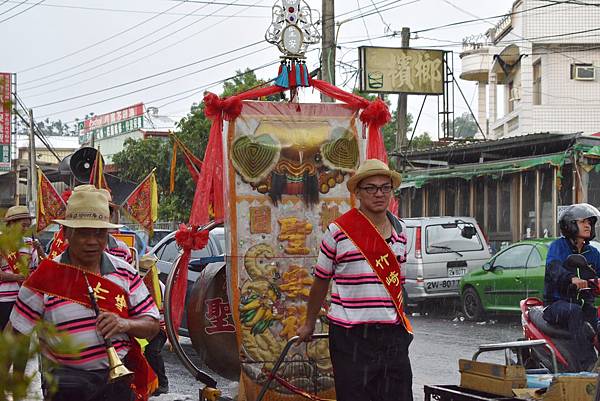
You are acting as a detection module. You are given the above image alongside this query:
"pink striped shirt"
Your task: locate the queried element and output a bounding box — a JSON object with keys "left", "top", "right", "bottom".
{"left": 10, "top": 251, "right": 159, "bottom": 371}
{"left": 0, "top": 238, "right": 38, "bottom": 303}
{"left": 315, "top": 221, "right": 408, "bottom": 328}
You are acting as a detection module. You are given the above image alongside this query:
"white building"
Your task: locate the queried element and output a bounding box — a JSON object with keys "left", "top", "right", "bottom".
{"left": 460, "top": 0, "right": 600, "bottom": 139}
{"left": 78, "top": 104, "right": 177, "bottom": 163}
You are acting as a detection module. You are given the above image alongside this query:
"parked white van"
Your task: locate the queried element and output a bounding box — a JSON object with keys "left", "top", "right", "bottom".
{"left": 401, "top": 217, "right": 492, "bottom": 309}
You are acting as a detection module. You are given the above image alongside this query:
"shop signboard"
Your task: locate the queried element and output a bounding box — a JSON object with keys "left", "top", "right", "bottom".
{"left": 359, "top": 46, "right": 445, "bottom": 95}
{"left": 78, "top": 103, "right": 145, "bottom": 144}
{"left": 0, "top": 73, "right": 12, "bottom": 171}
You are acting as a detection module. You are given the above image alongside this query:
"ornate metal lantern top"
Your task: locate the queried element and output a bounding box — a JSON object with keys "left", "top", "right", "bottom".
{"left": 265, "top": 0, "right": 321, "bottom": 59}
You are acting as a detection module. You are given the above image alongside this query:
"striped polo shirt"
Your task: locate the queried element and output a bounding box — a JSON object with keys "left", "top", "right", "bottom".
{"left": 10, "top": 250, "right": 159, "bottom": 371}
{"left": 314, "top": 221, "right": 408, "bottom": 328}
{"left": 0, "top": 238, "right": 38, "bottom": 303}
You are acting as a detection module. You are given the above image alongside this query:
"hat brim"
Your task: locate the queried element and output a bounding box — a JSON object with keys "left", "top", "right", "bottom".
{"left": 4, "top": 213, "right": 34, "bottom": 222}
{"left": 347, "top": 170, "right": 402, "bottom": 193}
{"left": 53, "top": 219, "right": 123, "bottom": 229}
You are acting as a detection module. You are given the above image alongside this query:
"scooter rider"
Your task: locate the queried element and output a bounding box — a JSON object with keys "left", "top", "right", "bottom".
{"left": 543, "top": 203, "right": 600, "bottom": 371}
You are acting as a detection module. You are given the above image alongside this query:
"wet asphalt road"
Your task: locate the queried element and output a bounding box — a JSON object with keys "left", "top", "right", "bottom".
{"left": 159, "top": 307, "right": 523, "bottom": 401}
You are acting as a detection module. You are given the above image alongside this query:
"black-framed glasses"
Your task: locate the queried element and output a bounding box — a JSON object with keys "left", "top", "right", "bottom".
{"left": 359, "top": 184, "right": 393, "bottom": 194}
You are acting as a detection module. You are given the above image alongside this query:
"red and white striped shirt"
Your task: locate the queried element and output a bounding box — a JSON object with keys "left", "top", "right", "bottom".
{"left": 10, "top": 251, "right": 159, "bottom": 371}
{"left": 314, "top": 222, "right": 408, "bottom": 328}
{"left": 0, "top": 238, "right": 38, "bottom": 303}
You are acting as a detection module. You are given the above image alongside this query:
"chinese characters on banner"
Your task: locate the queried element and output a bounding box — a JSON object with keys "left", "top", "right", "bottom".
{"left": 0, "top": 73, "right": 12, "bottom": 172}
{"left": 359, "top": 47, "right": 444, "bottom": 95}
{"left": 204, "top": 297, "right": 235, "bottom": 334}
{"left": 77, "top": 103, "right": 144, "bottom": 145}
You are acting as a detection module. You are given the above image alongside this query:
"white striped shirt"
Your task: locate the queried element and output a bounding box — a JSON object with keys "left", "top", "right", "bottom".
{"left": 10, "top": 251, "right": 159, "bottom": 371}
{"left": 0, "top": 238, "right": 38, "bottom": 303}
{"left": 314, "top": 221, "right": 408, "bottom": 328}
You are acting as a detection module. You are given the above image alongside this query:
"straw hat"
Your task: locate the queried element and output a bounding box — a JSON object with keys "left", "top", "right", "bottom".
{"left": 346, "top": 159, "right": 402, "bottom": 193}
{"left": 4, "top": 205, "right": 34, "bottom": 223}
{"left": 54, "top": 185, "right": 122, "bottom": 229}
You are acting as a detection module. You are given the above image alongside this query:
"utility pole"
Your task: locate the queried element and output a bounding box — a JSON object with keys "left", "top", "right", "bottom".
{"left": 27, "top": 109, "right": 37, "bottom": 212}
{"left": 320, "top": 0, "right": 335, "bottom": 102}
{"left": 396, "top": 27, "right": 410, "bottom": 151}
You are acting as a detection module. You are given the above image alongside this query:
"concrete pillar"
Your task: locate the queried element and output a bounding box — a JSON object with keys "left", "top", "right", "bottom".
{"left": 488, "top": 73, "right": 498, "bottom": 138}
{"left": 477, "top": 82, "right": 487, "bottom": 137}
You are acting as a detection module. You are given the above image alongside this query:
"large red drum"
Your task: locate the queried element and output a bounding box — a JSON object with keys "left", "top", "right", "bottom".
{"left": 187, "top": 263, "right": 240, "bottom": 380}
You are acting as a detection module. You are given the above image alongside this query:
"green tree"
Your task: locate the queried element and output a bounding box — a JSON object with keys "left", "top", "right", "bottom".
{"left": 409, "top": 132, "right": 433, "bottom": 150}
{"left": 351, "top": 90, "right": 413, "bottom": 159}
{"left": 446, "top": 112, "right": 479, "bottom": 138}
{"left": 112, "top": 69, "right": 276, "bottom": 222}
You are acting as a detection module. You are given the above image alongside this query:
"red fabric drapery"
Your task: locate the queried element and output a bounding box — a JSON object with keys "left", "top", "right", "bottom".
{"left": 170, "top": 80, "right": 396, "bottom": 333}
{"left": 189, "top": 79, "right": 392, "bottom": 226}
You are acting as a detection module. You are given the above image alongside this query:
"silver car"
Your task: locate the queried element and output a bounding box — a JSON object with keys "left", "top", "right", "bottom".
{"left": 402, "top": 217, "right": 492, "bottom": 309}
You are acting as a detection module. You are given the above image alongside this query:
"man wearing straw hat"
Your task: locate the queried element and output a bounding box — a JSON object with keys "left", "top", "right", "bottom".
{"left": 10, "top": 185, "right": 159, "bottom": 401}
{"left": 0, "top": 205, "right": 41, "bottom": 330}
{"left": 297, "top": 159, "right": 414, "bottom": 401}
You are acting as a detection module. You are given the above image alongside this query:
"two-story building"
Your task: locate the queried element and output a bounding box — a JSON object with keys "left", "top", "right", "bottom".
{"left": 397, "top": 0, "right": 600, "bottom": 249}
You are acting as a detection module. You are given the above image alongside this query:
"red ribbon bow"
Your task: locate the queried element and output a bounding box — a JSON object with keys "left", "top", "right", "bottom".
{"left": 174, "top": 224, "right": 209, "bottom": 251}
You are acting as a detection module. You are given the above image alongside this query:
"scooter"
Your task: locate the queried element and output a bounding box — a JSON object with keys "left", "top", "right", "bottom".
{"left": 520, "top": 254, "right": 600, "bottom": 372}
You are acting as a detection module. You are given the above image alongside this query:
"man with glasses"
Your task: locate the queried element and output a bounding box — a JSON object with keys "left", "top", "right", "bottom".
{"left": 297, "top": 159, "right": 414, "bottom": 401}
{"left": 543, "top": 203, "right": 600, "bottom": 371}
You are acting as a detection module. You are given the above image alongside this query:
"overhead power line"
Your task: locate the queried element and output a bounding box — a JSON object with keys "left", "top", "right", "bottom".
{"left": 32, "top": 44, "right": 272, "bottom": 108}
{"left": 24, "top": 40, "right": 264, "bottom": 99}
{"left": 0, "top": 0, "right": 44, "bottom": 24}
{"left": 20, "top": 0, "right": 257, "bottom": 90}
{"left": 18, "top": 0, "right": 187, "bottom": 74}
{"left": 1, "top": 0, "right": 267, "bottom": 16}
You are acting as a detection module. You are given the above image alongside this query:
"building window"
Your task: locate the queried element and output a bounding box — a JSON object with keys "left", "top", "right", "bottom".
{"left": 522, "top": 171, "right": 537, "bottom": 239}
{"left": 474, "top": 178, "right": 485, "bottom": 226}
{"left": 457, "top": 180, "right": 470, "bottom": 217}
{"left": 486, "top": 178, "right": 498, "bottom": 233}
{"left": 427, "top": 184, "right": 440, "bottom": 217}
{"left": 539, "top": 167, "right": 554, "bottom": 237}
{"left": 571, "top": 64, "right": 596, "bottom": 81}
{"left": 498, "top": 174, "right": 513, "bottom": 233}
{"left": 410, "top": 188, "right": 423, "bottom": 217}
{"left": 445, "top": 180, "right": 457, "bottom": 216}
{"left": 507, "top": 81, "right": 514, "bottom": 113}
{"left": 533, "top": 60, "right": 541, "bottom": 105}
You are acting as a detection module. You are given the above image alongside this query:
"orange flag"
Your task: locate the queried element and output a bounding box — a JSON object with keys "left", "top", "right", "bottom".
{"left": 121, "top": 170, "right": 158, "bottom": 234}
{"left": 36, "top": 168, "right": 67, "bottom": 232}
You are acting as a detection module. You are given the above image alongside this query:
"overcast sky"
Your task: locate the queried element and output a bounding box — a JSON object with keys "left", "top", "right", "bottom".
{"left": 1, "top": 0, "right": 514, "bottom": 138}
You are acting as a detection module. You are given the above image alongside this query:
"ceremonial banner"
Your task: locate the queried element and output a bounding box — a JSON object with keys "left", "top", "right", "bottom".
{"left": 122, "top": 171, "right": 158, "bottom": 234}
{"left": 224, "top": 102, "right": 363, "bottom": 401}
{"left": 36, "top": 168, "right": 67, "bottom": 232}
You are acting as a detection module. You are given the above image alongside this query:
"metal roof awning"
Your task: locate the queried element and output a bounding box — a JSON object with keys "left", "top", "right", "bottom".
{"left": 402, "top": 152, "right": 570, "bottom": 188}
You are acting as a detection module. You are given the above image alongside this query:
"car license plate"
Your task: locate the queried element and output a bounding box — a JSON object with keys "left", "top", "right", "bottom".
{"left": 425, "top": 278, "right": 460, "bottom": 292}
{"left": 448, "top": 267, "right": 467, "bottom": 277}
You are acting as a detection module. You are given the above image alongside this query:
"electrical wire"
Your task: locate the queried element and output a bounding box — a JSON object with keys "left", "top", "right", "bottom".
{"left": 22, "top": 1, "right": 265, "bottom": 96}
{"left": 17, "top": 0, "right": 188, "bottom": 74}
{"left": 0, "top": 0, "right": 44, "bottom": 24}
{"left": 20, "top": 0, "right": 218, "bottom": 86}
{"left": 0, "top": 0, "right": 25, "bottom": 16}
{"left": 31, "top": 44, "right": 273, "bottom": 108}
{"left": 1, "top": 0, "right": 269, "bottom": 14}
{"left": 164, "top": 0, "right": 270, "bottom": 7}
{"left": 25, "top": 40, "right": 264, "bottom": 100}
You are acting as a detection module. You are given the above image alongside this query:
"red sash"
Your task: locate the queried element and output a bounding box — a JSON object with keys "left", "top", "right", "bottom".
{"left": 335, "top": 208, "right": 413, "bottom": 333}
{"left": 23, "top": 259, "right": 158, "bottom": 401}
{"left": 48, "top": 228, "right": 68, "bottom": 260}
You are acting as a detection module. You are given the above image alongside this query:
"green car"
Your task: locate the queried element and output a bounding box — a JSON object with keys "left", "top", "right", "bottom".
{"left": 459, "top": 238, "right": 600, "bottom": 321}
{"left": 460, "top": 238, "right": 584, "bottom": 320}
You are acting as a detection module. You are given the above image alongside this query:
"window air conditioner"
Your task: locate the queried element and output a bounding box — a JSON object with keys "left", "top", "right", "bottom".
{"left": 573, "top": 65, "right": 596, "bottom": 81}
